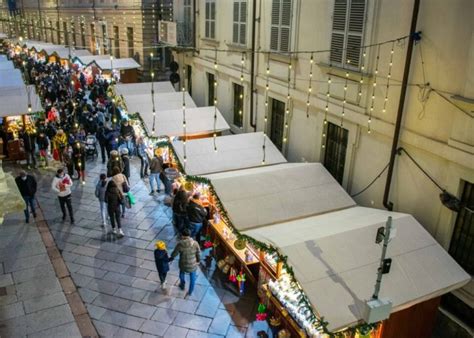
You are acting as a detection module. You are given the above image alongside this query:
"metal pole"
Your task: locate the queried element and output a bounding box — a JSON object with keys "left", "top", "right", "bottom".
{"left": 383, "top": 0, "right": 420, "bottom": 211}
{"left": 372, "top": 216, "right": 392, "bottom": 300}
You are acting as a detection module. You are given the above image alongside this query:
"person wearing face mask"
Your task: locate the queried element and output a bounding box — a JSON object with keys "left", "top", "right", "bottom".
{"left": 51, "top": 168, "right": 74, "bottom": 223}
{"left": 15, "top": 170, "right": 37, "bottom": 223}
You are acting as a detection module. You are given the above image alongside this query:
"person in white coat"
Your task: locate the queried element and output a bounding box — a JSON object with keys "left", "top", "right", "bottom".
{"left": 51, "top": 168, "right": 74, "bottom": 223}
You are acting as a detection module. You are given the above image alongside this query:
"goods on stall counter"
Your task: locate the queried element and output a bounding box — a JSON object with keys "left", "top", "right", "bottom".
{"left": 269, "top": 316, "right": 281, "bottom": 337}
{"left": 217, "top": 255, "right": 236, "bottom": 274}
{"left": 229, "top": 267, "right": 237, "bottom": 283}
{"left": 277, "top": 329, "right": 291, "bottom": 338}
{"left": 256, "top": 303, "right": 267, "bottom": 321}
{"left": 234, "top": 239, "right": 246, "bottom": 250}
{"left": 236, "top": 269, "right": 246, "bottom": 295}
{"left": 244, "top": 249, "right": 254, "bottom": 263}
{"left": 202, "top": 235, "right": 214, "bottom": 249}
{"left": 268, "top": 277, "right": 323, "bottom": 337}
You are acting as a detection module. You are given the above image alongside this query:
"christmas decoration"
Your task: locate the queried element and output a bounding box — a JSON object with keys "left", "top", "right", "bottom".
{"left": 256, "top": 303, "right": 267, "bottom": 321}
{"left": 236, "top": 269, "right": 246, "bottom": 296}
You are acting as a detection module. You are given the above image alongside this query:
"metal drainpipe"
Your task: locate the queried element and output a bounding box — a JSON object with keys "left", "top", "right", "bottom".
{"left": 382, "top": 0, "right": 421, "bottom": 211}
{"left": 249, "top": 0, "right": 257, "bottom": 131}
{"left": 193, "top": 0, "right": 197, "bottom": 48}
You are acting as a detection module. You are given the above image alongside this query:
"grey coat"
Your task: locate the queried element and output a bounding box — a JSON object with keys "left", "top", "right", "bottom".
{"left": 171, "top": 237, "right": 201, "bottom": 273}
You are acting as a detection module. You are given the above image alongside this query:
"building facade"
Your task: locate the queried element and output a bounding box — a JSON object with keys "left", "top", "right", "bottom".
{"left": 0, "top": 0, "right": 176, "bottom": 78}
{"left": 174, "top": 0, "right": 473, "bottom": 329}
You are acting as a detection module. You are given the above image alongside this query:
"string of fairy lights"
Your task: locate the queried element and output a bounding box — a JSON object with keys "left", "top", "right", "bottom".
{"left": 262, "top": 54, "right": 271, "bottom": 165}
{"left": 368, "top": 45, "right": 381, "bottom": 134}
{"left": 2, "top": 12, "right": 410, "bottom": 154}
{"left": 182, "top": 52, "right": 188, "bottom": 168}
{"left": 213, "top": 48, "right": 218, "bottom": 153}
{"left": 150, "top": 52, "right": 156, "bottom": 135}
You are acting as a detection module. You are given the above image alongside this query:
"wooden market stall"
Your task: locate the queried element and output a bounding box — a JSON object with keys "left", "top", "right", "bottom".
{"left": 202, "top": 163, "right": 356, "bottom": 287}
{"left": 172, "top": 132, "right": 287, "bottom": 176}
{"left": 91, "top": 57, "right": 141, "bottom": 83}
{"left": 241, "top": 206, "right": 471, "bottom": 337}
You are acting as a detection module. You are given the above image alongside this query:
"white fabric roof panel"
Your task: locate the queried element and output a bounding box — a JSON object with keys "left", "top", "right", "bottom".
{"left": 139, "top": 106, "right": 229, "bottom": 137}
{"left": 0, "top": 69, "right": 25, "bottom": 89}
{"left": 0, "top": 55, "right": 7, "bottom": 61}
{"left": 242, "top": 207, "right": 471, "bottom": 331}
{"left": 0, "top": 61, "right": 14, "bottom": 70}
{"left": 206, "top": 163, "right": 356, "bottom": 230}
{"left": 124, "top": 92, "right": 196, "bottom": 113}
{"left": 93, "top": 58, "right": 141, "bottom": 70}
{"left": 0, "top": 85, "right": 43, "bottom": 117}
{"left": 115, "top": 82, "right": 175, "bottom": 96}
{"left": 173, "top": 132, "right": 287, "bottom": 175}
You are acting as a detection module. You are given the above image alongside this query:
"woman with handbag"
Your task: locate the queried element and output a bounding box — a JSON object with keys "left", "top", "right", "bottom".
{"left": 105, "top": 179, "right": 124, "bottom": 238}
{"left": 111, "top": 166, "right": 130, "bottom": 217}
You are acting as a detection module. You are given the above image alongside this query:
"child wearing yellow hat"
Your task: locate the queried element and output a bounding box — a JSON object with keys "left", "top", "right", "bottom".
{"left": 154, "top": 241, "right": 170, "bottom": 290}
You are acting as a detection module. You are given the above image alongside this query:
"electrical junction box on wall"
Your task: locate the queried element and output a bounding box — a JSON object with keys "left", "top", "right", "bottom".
{"left": 363, "top": 298, "right": 393, "bottom": 324}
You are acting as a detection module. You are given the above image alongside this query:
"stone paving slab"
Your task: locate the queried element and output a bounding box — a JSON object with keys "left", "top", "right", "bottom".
{"left": 2, "top": 159, "right": 270, "bottom": 337}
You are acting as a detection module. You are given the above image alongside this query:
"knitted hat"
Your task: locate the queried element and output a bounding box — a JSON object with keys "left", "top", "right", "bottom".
{"left": 155, "top": 241, "right": 166, "bottom": 250}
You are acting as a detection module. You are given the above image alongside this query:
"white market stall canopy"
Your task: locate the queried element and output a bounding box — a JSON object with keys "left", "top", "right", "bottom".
{"left": 0, "top": 55, "right": 7, "bottom": 61}
{"left": 173, "top": 132, "right": 287, "bottom": 175}
{"left": 242, "top": 206, "right": 471, "bottom": 331}
{"left": 206, "top": 163, "right": 356, "bottom": 230}
{"left": 0, "top": 69, "right": 25, "bottom": 89}
{"left": 23, "top": 40, "right": 91, "bottom": 59}
{"left": 115, "top": 81, "right": 175, "bottom": 96}
{"left": 123, "top": 91, "right": 196, "bottom": 114}
{"left": 139, "top": 106, "right": 230, "bottom": 137}
{"left": 0, "top": 61, "right": 14, "bottom": 70}
{"left": 74, "top": 54, "right": 111, "bottom": 66}
{"left": 0, "top": 85, "right": 43, "bottom": 117}
{"left": 93, "top": 58, "right": 140, "bottom": 70}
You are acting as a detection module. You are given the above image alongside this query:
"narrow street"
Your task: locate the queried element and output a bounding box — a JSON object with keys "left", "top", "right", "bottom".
{"left": 1, "top": 158, "right": 269, "bottom": 337}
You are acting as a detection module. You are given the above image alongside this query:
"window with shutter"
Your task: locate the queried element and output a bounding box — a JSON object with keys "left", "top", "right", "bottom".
{"left": 330, "top": 0, "right": 366, "bottom": 68}
{"left": 205, "top": 0, "right": 216, "bottom": 39}
{"left": 232, "top": 0, "right": 247, "bottom": 45}
{"left": 270, "top": 0, "right": 292, "bottom": 52}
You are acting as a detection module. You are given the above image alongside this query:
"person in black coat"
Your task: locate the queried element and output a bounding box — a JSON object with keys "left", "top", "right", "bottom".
{"left": 15, "top": 170, "right": 37, "bottom": 223}
{"left": 120, "top": 148, "right": 130, "bottom": 181}
{"left": 105, "top": 180, "right": 124, "bottom": 238}
{"left": 72, "top": 141, "right": 86, "bottom": 183}
{"left": 36, "top": 132, "right": 49, "bottom": 167}
{"left": 154, "top": 241, "right": 170, "bottom": 290}
{"left": 21, "top": 129, "right": 37, "bottom": 168}
{"left": 96, "top": 123, "right": 108, "bottom": 163}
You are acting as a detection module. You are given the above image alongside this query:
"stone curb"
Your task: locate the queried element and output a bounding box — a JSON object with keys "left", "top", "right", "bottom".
{"left": 35, "top": 205, "right": 99, "bottom": 337}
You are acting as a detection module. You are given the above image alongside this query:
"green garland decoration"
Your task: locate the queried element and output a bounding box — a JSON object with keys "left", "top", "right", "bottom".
{"left": 105, "top": 83, "right": 380, "bottom": 338}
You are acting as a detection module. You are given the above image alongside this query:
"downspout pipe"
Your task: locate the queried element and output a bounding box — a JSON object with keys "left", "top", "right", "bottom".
{"left": 382, "top": 0, "right": 421, "bottom": 211}
{"left": 193, "top": 0, "right": 197, "bottom": 48}
{"left": 249, "top": 0, "right": 257, "bottom": 131}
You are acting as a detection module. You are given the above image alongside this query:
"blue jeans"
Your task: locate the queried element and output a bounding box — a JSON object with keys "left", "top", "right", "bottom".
{"left": 99, "top": 201, "right": 107, "bottom": 224}
{"left": 125, "top": 138, "right": 134, "bottom": 155}
{"left": 149, "top": 173, "right": 161, "bottom": 192}
{"left": 179, "top": 270, "right": 197, "bottom": 295}
{"left": 189, "top": 221, "right": 203, "bottom": 239}
{"left": 23, "top": 196, "right": 36, "bottom": 222}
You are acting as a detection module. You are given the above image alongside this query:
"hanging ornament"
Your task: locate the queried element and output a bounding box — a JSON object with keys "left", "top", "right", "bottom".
{"left": 256, "top": 303, "right": 267, "bottom": 321}
{"left": 236, "top": 269, "right": 246, "bottom": 296}
{"left": 234, "top": 238, "right": 246, "bottom": 250}
{"left": 368, "top": 45, "right": 381, "bottom": 134}
{"left": 306, "top": 53, "right": 314, "bottom": 118}
{"left": 228, "top": 267, "right": 237, "bottom": 283}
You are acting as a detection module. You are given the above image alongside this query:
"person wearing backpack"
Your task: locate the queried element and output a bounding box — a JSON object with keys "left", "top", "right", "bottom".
{"left": 105, "top": 179, "right": 124, "bottom": 238}
{"left": 95, "top": 173, "right": 109, "bottom": 227}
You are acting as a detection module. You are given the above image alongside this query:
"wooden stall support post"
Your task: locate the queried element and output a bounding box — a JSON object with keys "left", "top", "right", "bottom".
{"left": 276, "top": 261, "right": 283, "bottom": 279}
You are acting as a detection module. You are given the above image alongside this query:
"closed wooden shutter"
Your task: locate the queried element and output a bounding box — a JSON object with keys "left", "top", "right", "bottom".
{"left": 239, "top": 1, "right": 247, "bottom": 44}
{"left": 330, "top": 0, "right": 366, "bottom": 68}
{"left": 270, "top": 0, "right": 292, "bottom": 52}
{"left": 205, "top": 0, "right": 216, "bottom": 39}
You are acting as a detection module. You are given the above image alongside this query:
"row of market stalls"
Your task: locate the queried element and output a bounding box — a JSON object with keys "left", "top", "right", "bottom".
{"left": 113, "top": 80, "right": 470, "bottom": 337}
{"left": 9, "top": 39, "right": 140, "bottom": 83}
{"left": 0, "top": 54, "right": 43, "bottom": 159}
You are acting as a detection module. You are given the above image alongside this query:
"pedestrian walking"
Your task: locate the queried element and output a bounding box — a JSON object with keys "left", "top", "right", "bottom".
{"left": 170, "top": 228, "right": 201, "bottom": 297}
{"left": 15, "top": 170, "right": 37, "bottom": 223}
{"left": 149, "top": 152, "right": 163, "bottom": 195}
{"left": 186, "top": 192, "right": 208, "bottom": 241}
{"left": 72, "top": 141, "right": 86, "bottom": 183}
{"left": 95, "top": 173, "right": 108, "bottom": 227}
{"left": 173, "top": 185, "right": 189, "bottom": 233}
{"left": 51, "top": 168, "right": 74, "bottom": 223}
{"left": 111, "top": 166, "right": 129, "bottom": 217}
{"left": 36, "top": 132, "right": 49, "bottom": 167}
{"left": 154, "top": 241, "right": 170, "bottom": 291}
{"left": 107, "top": 150, "right": 123, "bottom": 177}
{"left": 120, "top": 148, "right": 130, "bottom": 182}
{"left": 105, "top": 179, "right": 124, "bottom": 238}
{"left": 136, "top": 136, "right": 149, "bottom": 179}
{"left": 21, "top": 129, "right": 37, "bottom": 168}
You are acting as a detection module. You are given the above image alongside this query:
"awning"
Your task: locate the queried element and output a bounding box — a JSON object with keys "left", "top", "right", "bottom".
{"left": 73, "top": 54, "right": 111, "bottom": 66}
{"left": 206, "top": 163, "right": 356, "bottom": 231}
{"left": 115, "top": 81, "right": 175, "bottom": 96}
{"left": 0, "top": 61, "right": 14, "bottom": 70}
{"left": 0, "top": 69, "right": 25, "bottom": 89}
{"left": 123, "top": 91, "right": 196, "bottom": 114}
{"left": 242, "top": 206, "right": 471, "bottom": 331}
{"left": 139, "top": 106, "right": 229, "bottom": 137}
{"left": 0, "top": 85, "right": 43, "bottom": 117}
{"left": 19, "top": 40, "right": 91, "bottom": 59}
{"left": 173, "top": 132, "right": 287, "bottom": 175}
{"left": 92, "top": 58, "right": 141, "bottom": 70}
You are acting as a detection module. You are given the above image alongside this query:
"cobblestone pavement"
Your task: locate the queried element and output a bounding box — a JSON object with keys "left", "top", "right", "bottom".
{"left": 2, "top": 158, "right": 270, "bottom": 337}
